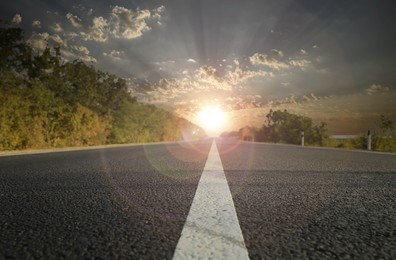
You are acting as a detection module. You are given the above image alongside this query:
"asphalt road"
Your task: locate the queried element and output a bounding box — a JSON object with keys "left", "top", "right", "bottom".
{"left": 1, "top": 138, "right": 395, "bottom": 259}
{"left": 217, "top": 138, "right": 396, "bottom": 259}
{"left": 0, "top": 140, "right": 211, "bottom": 259}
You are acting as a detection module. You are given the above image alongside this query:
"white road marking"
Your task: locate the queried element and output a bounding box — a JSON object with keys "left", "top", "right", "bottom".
{"left": 173, "top": 140, "right": 249, "bottom": 259}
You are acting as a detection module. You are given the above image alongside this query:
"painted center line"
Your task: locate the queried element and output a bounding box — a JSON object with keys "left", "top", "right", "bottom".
{"left": 173, "top": 140, "right": 249, "bottom": 259}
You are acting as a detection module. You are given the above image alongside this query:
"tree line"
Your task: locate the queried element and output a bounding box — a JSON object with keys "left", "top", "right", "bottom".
{"left": 328, "top": 115, "right": 396, "bottom": 152}
{"left": 0, "top": 25, "right": 204, "bottom": 151}
{"left": 229, "top": 109, "right": 327, "bottom": 146}
{"left": 222, "top": 109, "right": 395, "bottom": 152}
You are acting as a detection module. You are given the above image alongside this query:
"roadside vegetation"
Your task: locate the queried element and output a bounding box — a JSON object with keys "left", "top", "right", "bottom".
{"left": 324, "top": 115, "right": 396, "bottom": 153}
{"left": 223, "top": 110, "right": 396, "bottom": 153}
{"left": 0, "top": 24, "right": 203, "bottom": 151}
{"left": 232, "top": 109, "right": 328, "bottom": 146}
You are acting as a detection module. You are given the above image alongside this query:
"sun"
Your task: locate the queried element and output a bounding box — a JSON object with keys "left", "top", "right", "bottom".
{"left": 196, "top": 105, "right": 227, "bottom": 136}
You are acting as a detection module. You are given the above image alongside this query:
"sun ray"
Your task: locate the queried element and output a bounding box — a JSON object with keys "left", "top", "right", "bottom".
{"left": 196, "top": 105, "right": 227, "bottom": 136}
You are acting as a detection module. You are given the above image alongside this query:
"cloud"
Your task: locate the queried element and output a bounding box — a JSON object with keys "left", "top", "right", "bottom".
{"left": 72, "top": 4, "right": 94, "bottom": 16}
{"left": 366, "top": 84, "right": 390, "bottom": 95}
{"left": 48, "top": 34, "right": 64, "bottom": 46}
{"left": 28, "top": 32, "right": 64, "bottom": 52}
{"left": 32, "top": 20, "right": 41, "bottom": 28}
{"left": 195, "top": 65, "right": 226, "bottom": 88}
{"left": 264, "top": 93, "right": 327, "bottom": 108}
{"left": 193, "top": 64, "right": 265, "bottom": 90}
{"left": 226, "top": 66, "right": 266, "bottom": 85}
{"left": 152, "top": 5, "right": 166, "bottom": 20}
{"left": 66, "top": 13, "right": 83, "bottom": 28}
{"left": 81, "top": 16, "right": 109, "bottom": 42}
{"left": 225, "top": 94, "right": 263, "bottom": 110}
{"left": 143, "top": 78, "right": 190, "bottom": 103}
{"left": 310, "top": 93, "right": 320, "bottom": 100}
{"left": 28, "top": 32, "right": 50, "bottom": 50}
{"left": 289, "top": 59, "right": 311, "bottom": 69}
{"left": 103, "top": 50, "right": 124, "bottom": 60}
{"left": 62, "top": 5, "right": 165, "bottom": 43}
{"left": 27, "top": 5, "right": 166, "bottom": 66}
{"left": 51, "top": 23, "right": 63, "bottom": 33}
{"left": 271, "top": 49, "right": 284, "bottom": 57}
{"left": 12, "top": 14, "right": 22, "bottom": 24}
{"left": 70, "top": 45, "right": 97, "bottom": 62}
{"left": 132, "top": 59, "right": 268, "bottom": 107}
{"left": 110, "top": 6, "right": 151, "bottom": 39}
{"left": 249, "top": 52, "right": 289, "bottom": 70}
{"left": 27, "top": 32, "right": 97, "bottom": 63}
{"left": 250, "top": 51, "right": 313, "bottom": 72}
{"left": 67, "top": 32, "right": 79, "bottom": 39}
{"left": 63, "top": 12, "right": 110, "bottom": 42}
{"left": 250, "top": 50, "right": 312, "bottom": 71}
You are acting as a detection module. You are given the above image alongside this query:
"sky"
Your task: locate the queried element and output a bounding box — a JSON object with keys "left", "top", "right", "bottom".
{"left": 1, "top": 0, "right": 396, "bottom": 135}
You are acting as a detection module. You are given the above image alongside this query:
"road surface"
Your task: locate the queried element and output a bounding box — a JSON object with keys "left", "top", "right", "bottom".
{"left": 0, "top": 138, "right": 395, "bottom": 259}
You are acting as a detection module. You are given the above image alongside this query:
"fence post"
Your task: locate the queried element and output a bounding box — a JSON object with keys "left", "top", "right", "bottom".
{"left": 301, "top": 131, "right": 304, "bottom": 147}
{"left": 367, "top": 130, "right": 371, "bottom": 150}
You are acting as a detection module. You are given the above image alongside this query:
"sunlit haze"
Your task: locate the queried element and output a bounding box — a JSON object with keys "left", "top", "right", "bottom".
{"left": 196, "top": 105, "right": 227, "bottom": 136}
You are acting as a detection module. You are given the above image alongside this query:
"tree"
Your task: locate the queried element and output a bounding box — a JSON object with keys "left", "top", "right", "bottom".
{"left": 256, "top": 110, "right": 328, "bottom": 146}
{"left": 0, "top": 24, "right": 32, "bottom": 74}
{"left": 0, "top": 24, "right": 204, "bottom": 150}
{"left": 372, "top": 115, "right": 396, "bottom": 152}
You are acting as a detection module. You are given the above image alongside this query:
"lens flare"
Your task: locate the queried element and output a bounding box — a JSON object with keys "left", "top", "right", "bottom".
{"left": 197, "top": 105, "right": 227, "bottom": 136}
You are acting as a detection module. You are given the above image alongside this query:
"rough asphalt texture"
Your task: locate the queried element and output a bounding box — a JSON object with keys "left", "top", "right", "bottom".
{"left": 1, "top": 138, "right": 395, "bottom": 259}
{"left": 0, "top": 140, "right": 211, "bottom": 259}
{"left": 217, "top": 139, "right": 396, "bottom": 259}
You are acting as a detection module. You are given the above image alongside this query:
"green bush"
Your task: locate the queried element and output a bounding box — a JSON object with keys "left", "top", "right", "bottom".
{"left": 254, "top": 109, "right": 328, "bottom": 146}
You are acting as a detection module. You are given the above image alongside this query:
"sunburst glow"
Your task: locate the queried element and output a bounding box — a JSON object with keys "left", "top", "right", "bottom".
{"left": 197, "top": 105, "right": 227, "bottom": 136}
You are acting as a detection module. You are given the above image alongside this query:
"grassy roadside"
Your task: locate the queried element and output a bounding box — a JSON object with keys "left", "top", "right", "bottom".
{"left": 324, "top": 135, "right": 396, "bottom": 153}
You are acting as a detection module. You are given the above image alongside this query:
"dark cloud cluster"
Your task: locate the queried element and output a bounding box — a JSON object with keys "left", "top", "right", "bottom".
{"left": 26, "top": 4, "right": 165, "bottom": 63}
